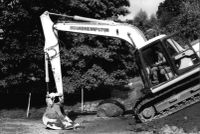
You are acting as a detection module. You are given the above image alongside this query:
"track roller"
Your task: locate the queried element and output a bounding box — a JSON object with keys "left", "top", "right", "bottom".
{"left": 141, "top": 106, "right": 156, "bottom": 119}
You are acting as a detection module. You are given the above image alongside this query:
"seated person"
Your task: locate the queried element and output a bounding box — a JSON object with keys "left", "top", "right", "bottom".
{"left": 150, "top": 49, "right": 172, "bottom": 84}
{"left": 42, "top": 92, "right": 79, "bottom": 130}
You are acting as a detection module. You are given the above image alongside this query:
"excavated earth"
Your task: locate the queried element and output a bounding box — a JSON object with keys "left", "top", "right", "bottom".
{"left": 1, "top": 77, "right": 200, "bottom": 133}
{"left": 1, "top": 102, "right": 200, "bottom": 134}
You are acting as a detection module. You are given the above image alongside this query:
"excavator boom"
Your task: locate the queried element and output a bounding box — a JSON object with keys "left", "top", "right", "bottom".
{"left": 40, "top": 11, "right": 147, "bottom": 95}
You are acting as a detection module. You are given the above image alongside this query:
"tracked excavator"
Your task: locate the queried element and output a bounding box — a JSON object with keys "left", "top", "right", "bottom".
{"left": 40, "top": 11, "right": 200, "bottom": 123}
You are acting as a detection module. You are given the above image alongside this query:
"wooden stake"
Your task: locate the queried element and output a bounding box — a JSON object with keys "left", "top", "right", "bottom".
{"left": 81, "top": 88, "right": 84, "bottom": 112}
{"left": 26, "top": 92, "right": 31, "bottom": 118}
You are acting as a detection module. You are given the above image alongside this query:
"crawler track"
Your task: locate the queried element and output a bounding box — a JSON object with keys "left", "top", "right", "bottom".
{"left": 135, "top": 84, "right": 200, "bottom": 123}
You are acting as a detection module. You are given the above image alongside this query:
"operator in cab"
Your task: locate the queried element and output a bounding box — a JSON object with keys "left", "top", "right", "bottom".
{"left": 42, "top": 93, "right": 79, "bottom": 130}
{"left": 150, "top": 47, "right": 171, "bottom": 84}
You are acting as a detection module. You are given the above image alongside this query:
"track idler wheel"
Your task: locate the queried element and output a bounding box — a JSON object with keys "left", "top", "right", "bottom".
{"left": 141, "top": 106, "right": 155, "bottom": 119}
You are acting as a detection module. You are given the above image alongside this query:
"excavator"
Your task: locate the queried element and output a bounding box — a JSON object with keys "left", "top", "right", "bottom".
{"left": 40, "top": 11, "right": 200, "bottom": 123}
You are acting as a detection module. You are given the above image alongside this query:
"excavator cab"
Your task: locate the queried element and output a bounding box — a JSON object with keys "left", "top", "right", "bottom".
{"left": 135, "top": 32, "right": 200, "bottom": 122}
{"left": 140, "top": 41, "right": 173, "bottom": 86}
{"left": 139, "top": 32, "right": 200, "bottom": 88}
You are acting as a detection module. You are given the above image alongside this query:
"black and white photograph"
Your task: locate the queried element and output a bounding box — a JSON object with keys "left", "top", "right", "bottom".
{"left": 0, "top": 0, "right": 200, "bottom": 133}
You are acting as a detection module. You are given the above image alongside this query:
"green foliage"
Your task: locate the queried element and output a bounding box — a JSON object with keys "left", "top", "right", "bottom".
{"left": 0, "top": 0, "right": 131, "bottom": 93}
{"left": 157, "top": 0, "right": 200, "bottom": 40}
{"left": 127, "top": 10, "right": 160, "bottom": 40}
{"left": 62, "top": 0, "right": 130, "bottom": 19}
{"left": 131, "top": 9, "right": 150, "bottom": 33}
{"left": 157, "top": 0, "right": 182, "bottom": 27}
{"left": 59, "top": 32, "right": 136, "bottom": 93}
{"left": 173, "top": 1, "right": 200, "bottom": 40}
{"left": 145, "top": 15, "right": 161, "bottom": 39}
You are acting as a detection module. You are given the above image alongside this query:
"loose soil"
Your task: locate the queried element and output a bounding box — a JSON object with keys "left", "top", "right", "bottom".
{"left": 1, "top": 102, "right": 200, "bottom": 134}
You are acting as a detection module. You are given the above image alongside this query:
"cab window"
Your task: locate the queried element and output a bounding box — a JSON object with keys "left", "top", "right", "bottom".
{"left": 141, "top": 41, "right": 174, "bottom": 86}
{"left": 163, "top": 34, "right": 199, "bottom": 74}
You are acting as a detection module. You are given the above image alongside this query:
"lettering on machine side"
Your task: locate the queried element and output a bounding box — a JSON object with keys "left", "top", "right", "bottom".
{"left": 70, "top": 26, "right": 109, "bottom": 32}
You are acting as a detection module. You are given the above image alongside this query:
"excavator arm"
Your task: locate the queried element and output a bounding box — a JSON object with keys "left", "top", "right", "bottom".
{"left": 40, "top": 11, "right": 147, "bottom": 96}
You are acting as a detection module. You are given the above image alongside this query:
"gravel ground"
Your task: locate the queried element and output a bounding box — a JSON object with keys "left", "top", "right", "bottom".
{"left": 1, "top": 102, "right": 200, "bottom": 134}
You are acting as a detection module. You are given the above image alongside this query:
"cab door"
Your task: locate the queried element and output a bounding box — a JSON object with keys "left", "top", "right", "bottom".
{"left": 140, "top": 40, "right": 176, "bottom": 87}
{"left": 162, "top": 34, "right": 200, "bottom": 75}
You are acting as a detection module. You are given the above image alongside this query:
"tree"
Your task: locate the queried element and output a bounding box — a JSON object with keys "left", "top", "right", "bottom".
{"left": 0, "top": 0, "right": 132, "bottom": 94}
{"left": 127, "top": 11, "right": 161, "bottom": 40}
{"left": 157, "top": 0, "right": 200, "bottom": 41}
{"left": 0, "top": 0, "right": 44, "bottom": 93}
{"left": 52, "top": 0, "right": 132, "bottom": 93}
{"left": 157, "top": 0, "right": 182, "bottom": 27}
{"left": 145, "top": 14, "right": 161, "bottom": 39}
{"left": 173, "top": 0, "right": 200, "bottom": 41}
{"left": 131, "top": 9, "right": 150, "bottom": 33}
{"left": 59, "top": 32, "right": 137, "bottom": 93}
